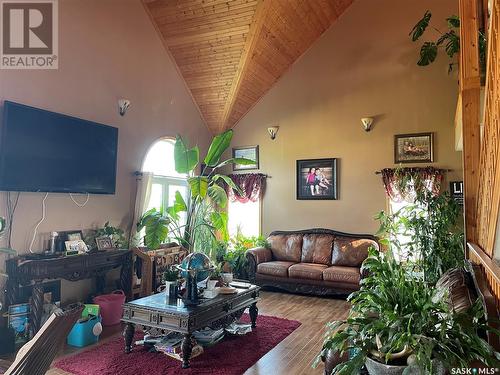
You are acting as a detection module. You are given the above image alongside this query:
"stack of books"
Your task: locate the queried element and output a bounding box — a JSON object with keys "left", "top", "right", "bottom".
{"left": 152, "top": 333, "right": 204, "bottom": 361}
{"left": 193, "top": 327, "right": 225, "bottom": 346}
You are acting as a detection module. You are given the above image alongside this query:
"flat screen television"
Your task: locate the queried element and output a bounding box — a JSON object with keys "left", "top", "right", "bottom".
{"left": 0, "top": 101, "right": 118, "bottom": 194}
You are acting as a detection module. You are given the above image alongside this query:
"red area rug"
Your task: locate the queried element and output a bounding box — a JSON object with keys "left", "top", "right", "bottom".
{"left": 54, "top": 314, "right": 301, "bottom": 375}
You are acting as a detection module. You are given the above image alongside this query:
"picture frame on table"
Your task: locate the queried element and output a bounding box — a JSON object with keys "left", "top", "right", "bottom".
{"left": 296, "top": 158, "right": 338, "bottom": 200}
{"left": 394, "top": 132, "right": 434, "bottom": 164}
{"left": 96, "top": 236, "right": 115, "bottom": 251}
{"left": 232, "top": 145, "right": 259, "bottom": 171}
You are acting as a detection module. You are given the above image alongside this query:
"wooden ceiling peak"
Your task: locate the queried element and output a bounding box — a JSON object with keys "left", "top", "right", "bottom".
{"left": 143, "top": 0, "right": 354, "bottom": 134}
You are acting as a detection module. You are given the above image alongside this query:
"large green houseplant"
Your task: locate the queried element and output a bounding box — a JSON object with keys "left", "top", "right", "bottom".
{"left": 136, "top": 130, "right": 253, "bottom": 256}
{"left": 376, "top": 190, "right": 464, "bottom": 284}
{"left": 316, "top": 248, "right": 500, "bottom": 375}
{"left": 171, "top": 129, "right": 253, "bottom": 254}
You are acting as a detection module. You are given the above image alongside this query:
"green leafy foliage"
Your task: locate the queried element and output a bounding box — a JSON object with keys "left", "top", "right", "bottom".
{"left": 174, "top": 135, "right": 199, "bottom": 174}
{"left": 446, "top": 15, "right": 460, "bottom": 28}
{"left": 136, "top": 208, "right": 170, "bottom": 250}
{"left": 162, "top": 266, "right": 179, "bottom": 282}
{"left": 171, "top": 130, "right": 254, "bottom": 257}
{"left": 410, "top": 11, "right": 487, "bottom": 74}
{"left": 219, "top": 232, "right": 269, "bottom": 279}
{"left": 0, "top": 216, "right": 5, "bottom": 236}
{"left": 376, "top": 189, "right": 464, "bottom": 285}
{"left": 85, "top": 221, "right": 128, "bottom": 250}
{"left": 315, "top": 249, "right": 500, "bottom": 374}
{"left": 188, "top": 176, "right": 209, "bottom": 199}
{"left": 204, "top": 130, "right": 233, "bottom": 167}
{"left": 409, "top": 10, "right": 432, "bottom": 42}
{"left": 417, "top": 42, "right": 438, "bottom": 66}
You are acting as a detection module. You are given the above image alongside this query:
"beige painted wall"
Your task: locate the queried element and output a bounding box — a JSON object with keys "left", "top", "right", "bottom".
{"left": 231, "top": 0, "right": 463, "bottom": 236}
{"left": 0, "top": 0, "right": 211, "bottom": 303}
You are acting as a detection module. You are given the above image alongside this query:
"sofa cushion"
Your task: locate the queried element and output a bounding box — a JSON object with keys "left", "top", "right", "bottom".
{"left": 331, "top": 237, "right": 377, "bottom": 267}
{"left": 268, "top": 234, "right": 303, "bottom": 262}
{"left": 288, "top": 263, "right": 327, "bottom": 280}
{"left": 323, "top": 266, "right": 361, "bottom": 285}
{"left": 301, "top": 234, "right": 334, "bottom": 265}
{"left": 257, "top": 261, "right": 295, "bottom": 278}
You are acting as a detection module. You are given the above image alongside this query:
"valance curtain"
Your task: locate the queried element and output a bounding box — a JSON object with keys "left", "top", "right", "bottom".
{"left": 381, "top": 167, "right": 445, "bottom": 203}
{"left": 225, "top": 173, "right": 266, "bottom": 203}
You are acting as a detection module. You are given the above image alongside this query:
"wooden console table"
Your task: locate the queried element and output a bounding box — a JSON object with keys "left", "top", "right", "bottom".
{"left": 5, "top": 250, "right": 132, "bottom": 337}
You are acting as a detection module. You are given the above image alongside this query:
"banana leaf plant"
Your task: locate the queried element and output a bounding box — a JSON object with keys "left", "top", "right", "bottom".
{"left": 154, "top": 129, "right": 253, "bottom": 254}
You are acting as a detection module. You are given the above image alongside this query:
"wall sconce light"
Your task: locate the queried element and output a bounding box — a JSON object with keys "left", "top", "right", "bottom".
{"left": 118, "top": 99, "right": 131, "bottom": 116}
{"left": 361, "top": 117, "right": 374, "bottom": 132}
{"left": 267, "top": 126, "right": 279, "bottom": 140}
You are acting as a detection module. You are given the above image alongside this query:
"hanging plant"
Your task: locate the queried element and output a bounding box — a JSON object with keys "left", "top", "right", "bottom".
{"left": 410, "top": 11, "right": 487, "bottom": 75}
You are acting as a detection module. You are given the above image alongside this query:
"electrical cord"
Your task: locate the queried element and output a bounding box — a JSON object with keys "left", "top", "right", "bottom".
{"left": 69, "top": 192, "right": 90, "bottom": 207}
{"left": 6, "top": 191, "right": 20, "bottom": 248}
{"left": 28, "top": 192, "right": 49, "bottom": 253}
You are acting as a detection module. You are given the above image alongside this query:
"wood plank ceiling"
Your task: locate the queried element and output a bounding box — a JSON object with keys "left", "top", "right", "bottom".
{"left": 143, "top": 0, "right": 353, "bottom": 134}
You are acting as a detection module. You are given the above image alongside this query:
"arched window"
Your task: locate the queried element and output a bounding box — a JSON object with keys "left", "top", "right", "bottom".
{"left": 142, "top": 138, "right": 188, "bottom": 213}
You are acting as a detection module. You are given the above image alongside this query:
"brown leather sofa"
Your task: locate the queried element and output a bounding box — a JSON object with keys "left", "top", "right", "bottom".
{"left": 245, "top": 228, "right": 379, "bottom": 296}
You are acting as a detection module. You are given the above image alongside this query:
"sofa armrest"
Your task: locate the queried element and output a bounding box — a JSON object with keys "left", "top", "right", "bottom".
{"left": 245, "top": 247, "right": 272, "bottom": 282}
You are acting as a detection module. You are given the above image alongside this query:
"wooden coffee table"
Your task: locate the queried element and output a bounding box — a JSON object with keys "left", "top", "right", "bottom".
{"left": 121, "top": 284, "right": 260, "bottom": 369}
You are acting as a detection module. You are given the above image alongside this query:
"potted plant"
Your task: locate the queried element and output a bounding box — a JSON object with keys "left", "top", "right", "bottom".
{"left": 170, "top": 129, "right": 254, "bottom": 254}
{"left": 315, "top": 248, "right": 500, "bottom": 374}
{"left": 0, "top": 216, "right": 16, "bottom": 257}
{"left": 163, "top": 266, "right": 179, "bottom": 301}
{"left": 136, "top": 208, "right": 170, "bottom": 250}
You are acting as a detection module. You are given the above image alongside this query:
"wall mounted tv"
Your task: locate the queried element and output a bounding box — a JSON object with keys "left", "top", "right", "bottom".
{"left": 0, "top": 101, "right": 118, "bottom": 194}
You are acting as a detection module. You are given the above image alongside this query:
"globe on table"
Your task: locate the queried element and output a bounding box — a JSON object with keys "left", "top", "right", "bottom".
{"left": 178, "top": 252, "right": 214, "bottom": 283}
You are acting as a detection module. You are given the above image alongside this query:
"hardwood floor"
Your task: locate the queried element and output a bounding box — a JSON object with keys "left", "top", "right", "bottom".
{"left": 45, "top": 290, "right": 350, "bottom": 375}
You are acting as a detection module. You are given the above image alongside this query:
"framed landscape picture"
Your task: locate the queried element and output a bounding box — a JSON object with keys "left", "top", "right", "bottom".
{"left": 296, "top": 158, "right": 338, "bottom": 200}
{"left": 394, "top": 132, "right": 434, "bottom": 163}
{"left": 232, "top": 145, "right": 259, "bottom": 171}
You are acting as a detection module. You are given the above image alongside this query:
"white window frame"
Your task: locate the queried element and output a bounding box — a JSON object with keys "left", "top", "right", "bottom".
{"left": 151, "top": 174, "right": 189, "bottom": 211}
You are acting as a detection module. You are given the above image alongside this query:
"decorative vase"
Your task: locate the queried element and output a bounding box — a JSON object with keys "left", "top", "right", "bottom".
{"left": 221, "top": 272, "right": 233, "bottom": 285}
{"left": 165, "top": 280, "right": 178, "bottom": 301}
{"left": 365, "top": 356, "right": 445, "bottom": 375}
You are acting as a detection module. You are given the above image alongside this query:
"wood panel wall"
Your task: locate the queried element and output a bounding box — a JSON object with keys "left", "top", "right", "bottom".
{"left": 464, "top": 0, "right": 500, "bottom": 309}
{"left": 142, "top": 0, "right": 353, "bottom": 134}
{"left": 476, "top": 0, "right": 500, "bottom": 255}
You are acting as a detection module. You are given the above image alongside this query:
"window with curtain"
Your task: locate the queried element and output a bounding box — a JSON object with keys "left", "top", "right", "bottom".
{"left": 225, "top": 174, "right": 266, "bottom": 238}
{"left": 142, "top": 138, "right": 188, "bottom": 215}
{"left": 381, "top": 167, "right": 445, "bottom": 263}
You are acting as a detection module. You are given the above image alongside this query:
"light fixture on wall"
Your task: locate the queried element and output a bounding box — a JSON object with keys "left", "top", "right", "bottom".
{"left": 118, "top": 99, "right": 131, "bottom": 116}
{"left": 361, "top": 117, "right": 374, "bottom": 132}
{"left": 267, "top": 126, "right": 279, "bottom": 140}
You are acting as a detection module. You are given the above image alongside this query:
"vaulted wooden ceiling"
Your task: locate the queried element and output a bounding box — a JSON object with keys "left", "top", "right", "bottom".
{"left": 143, "top": 0, "right": 353, "bottom": 134}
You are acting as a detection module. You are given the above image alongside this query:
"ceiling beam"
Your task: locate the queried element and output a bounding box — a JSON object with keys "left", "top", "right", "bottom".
{"left": 219, "top": 0, "right": 271, "bottom": 134}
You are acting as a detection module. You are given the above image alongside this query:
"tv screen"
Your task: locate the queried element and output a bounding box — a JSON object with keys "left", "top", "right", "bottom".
{"left": 0, "top": 101, "right": 118, "bottom": 194}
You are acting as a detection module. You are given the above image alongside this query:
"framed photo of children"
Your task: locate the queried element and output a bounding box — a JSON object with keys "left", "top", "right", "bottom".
{"left": 394, "top": 132, "right": 434, "bottom": 163}
{"left": 296, "top": 158, "right": 338, "bottom": 200}
{"left": 232, "top": 145, "right": 259, "bottom": 171}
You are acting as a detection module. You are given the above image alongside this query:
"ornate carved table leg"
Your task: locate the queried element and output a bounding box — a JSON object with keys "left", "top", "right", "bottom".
{"left": 30, "top": 281, "right": 44, "bottom": 338}
{"left": 123, "top": 323, "right": 135, "bottom": 353}
{"left": 96, "top": 273, "right": 106, "bottom": 295}
{"left": 249, "top": 302, "right": 258, "bottom": 328}
{"left": 120, "top": 252, "right": 133, "bottom": 300}
{"left": 181, "top": 333, "right": 193, "bottom": 369}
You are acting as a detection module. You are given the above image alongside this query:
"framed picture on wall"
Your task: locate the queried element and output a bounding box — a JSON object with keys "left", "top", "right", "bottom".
{"left": 232, "top": 145, "right": 259, "bottom": 171}
{"left": 394, "top": 132, "right": 434, "bottom": 163}
{"left": 296, "top": 158, "right": 338, "bottom": 200}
